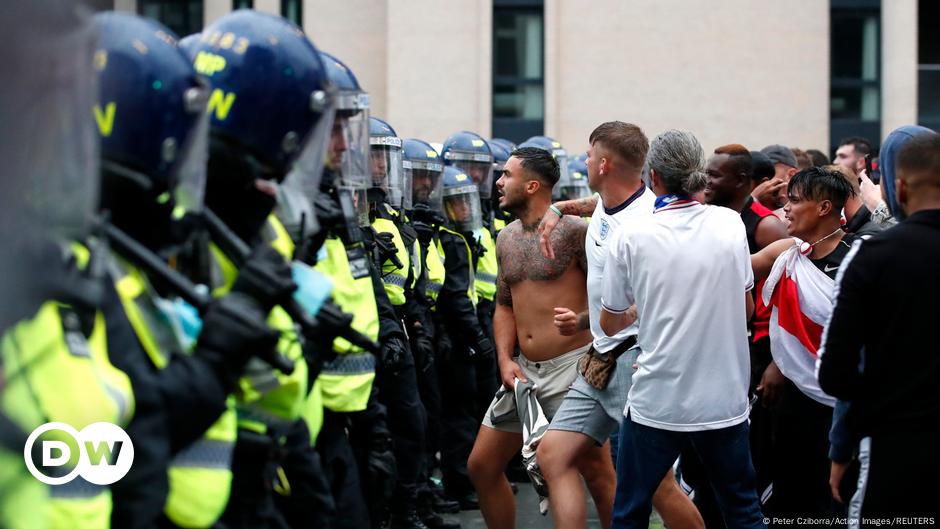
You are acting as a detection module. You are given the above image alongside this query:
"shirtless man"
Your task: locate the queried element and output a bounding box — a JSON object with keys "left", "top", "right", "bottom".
{"left": 467, "top": 146, "right": 595, "bottom": 529}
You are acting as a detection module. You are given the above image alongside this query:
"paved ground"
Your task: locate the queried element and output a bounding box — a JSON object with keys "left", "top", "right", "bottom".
{"left": 452, "top": 483, "right": 603, "bottom": 529}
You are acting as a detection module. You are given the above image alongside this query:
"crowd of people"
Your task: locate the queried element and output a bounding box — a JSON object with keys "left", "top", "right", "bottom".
{"left": 2, "top": 3, "right": 939, "bottom": 529}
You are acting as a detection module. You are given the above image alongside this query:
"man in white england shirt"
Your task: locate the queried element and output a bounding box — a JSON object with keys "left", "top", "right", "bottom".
{"left": 536, "top": 122, "right": 702, "bottom": 529}
{"left": 599, "top": 130, "right": 765, "bottom": 529}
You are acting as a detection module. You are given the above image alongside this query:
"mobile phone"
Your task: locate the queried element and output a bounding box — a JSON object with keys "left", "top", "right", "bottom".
{"left": 863, "top": 154, "right": 873, "bottom": 185}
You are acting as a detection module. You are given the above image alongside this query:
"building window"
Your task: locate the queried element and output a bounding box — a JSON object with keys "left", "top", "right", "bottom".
{"left": 919, "top": 0, "right": 940, "bottom": 131}
{"left": 282, "top": 0, "right": 302, "bottom": 27}
{"left": 492, "top": 0, "right": 544, "bottom": 143}
{"left": 138, "top": 0, "right": 203, "bottom": 37}
{"left": 829, "top": 0, "right": 881, "bottom": 152}
{"left": 233, "top": 0, "right": 253, "bottom": 9}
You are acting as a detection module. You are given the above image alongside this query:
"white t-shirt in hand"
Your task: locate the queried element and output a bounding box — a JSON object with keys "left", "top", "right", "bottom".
{"left": 601, "top": 201, "right": 753, "bottom": 432}
{"left": 586, "top": 186, "right": 656, "bottom": 353}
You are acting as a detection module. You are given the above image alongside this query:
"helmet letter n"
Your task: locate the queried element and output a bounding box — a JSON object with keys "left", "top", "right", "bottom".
{"left": 207, "top": 89, "right": 236, "bottom": 121}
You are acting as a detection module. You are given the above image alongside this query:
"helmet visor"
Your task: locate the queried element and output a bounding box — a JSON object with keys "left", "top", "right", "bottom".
{"left": 4, "top": 4, "right": 99, "bottom": 240}
{"left": 369, "top": 139, "right": 403, "bottom": 207}
{"left": 406, "top": 162, "right": 443, "bottom": 213}
{"left": 449, "top": 160, "right": 494, "bottom": 200}
{"left": 442, "top": 183, "right": 482, "bottom": 232}
{"left": 329, "top": 91, "right": 370, "bottom": 191}
{"left": 171, "top": 83, "right": 211, "bottom": 215}
{"left": 281, "top": 88, "right": 337, "bottom": 207}
{"left": 275, "top": 181, "right": 319, "bottom": 242}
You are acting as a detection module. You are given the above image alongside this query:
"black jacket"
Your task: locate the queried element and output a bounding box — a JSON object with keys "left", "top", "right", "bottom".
{"left": 818, "top": 209, "right": 940, "bottom": 437}
{"left": 844, "top": 204, "right": 882, "bottom": 239}
{"left": 435, "top": 229, "right": 494, "bottom": 358}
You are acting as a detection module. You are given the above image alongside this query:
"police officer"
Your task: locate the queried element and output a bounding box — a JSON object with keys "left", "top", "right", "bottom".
{"left": 185, "top": 10, "right": 338, "bottom": 529}
{"left": 0, "top": 5, "right": 137, "bottom": 528}
{"left": 434, "top": 165, "right": 498, "bottom": 508}
{"left": 442, "top": 133, "right": 497, "bottom": 329}
{"left": 366, "top": 118, "right": 438, "bottom": 529}
{"left": 401, "top": 139, "right": 464, "bottom": 529}
{"left": 94, "top": 12, "right": 296, "bottom": 529}
{"left": 309, "top": 50, "right": 398, "bottom": 529}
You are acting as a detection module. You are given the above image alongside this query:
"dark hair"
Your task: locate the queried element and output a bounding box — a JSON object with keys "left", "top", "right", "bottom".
{"left": 714, "top": 144, "right": 753, "bottom": 179}
{"left": 510, "top": 146, "right": 560, "bottom": 188}
{"left": 589, "top": 121, "right": 649, "bottom": 171}
{"left": 788, "top": 166, "right": 856, "bottom": 211}
{"left": 750, "top": 150, "right": 775, "bottom": 182}
{"left": 806, "top": 149, "right": 830, "bottom": 167}
{"left": 838, "top": 137, "right": 873, "bottom": 157}
{"left": 897, "top": 132, "right": 940, "bottom": 185}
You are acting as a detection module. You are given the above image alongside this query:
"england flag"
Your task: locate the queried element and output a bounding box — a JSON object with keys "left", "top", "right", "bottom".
{"left": 762, "top": 243, "right": 837, "bottom": 407}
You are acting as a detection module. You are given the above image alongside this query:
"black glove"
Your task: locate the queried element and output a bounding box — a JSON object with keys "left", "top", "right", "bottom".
{"left": 379, "top": 337, "right": 408, "bottom": 373}
{"left": 365, "top": 435, "right": 397, "bottom": 505}
{"left": 231, "top": 246, "right": 297, "bottom": 312}
{"left": 411, "top": 203, "right": 445, "bottom": 227}
{"left": 195, "top": 292, "right": 281, "bottom": 387}
{"left": 411, "top": 330, "right": 435, "bottom": 373}
{"left": 412, "top": 221, "right": 435, "bottom": 246}
{"left": 373, "top": 231, "right": 403, "bottom": 271}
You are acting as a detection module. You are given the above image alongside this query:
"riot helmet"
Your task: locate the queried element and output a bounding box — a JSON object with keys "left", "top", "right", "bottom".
{"left": 441, "top": 166, "right": 483, "bottom": 233}
{"left": 368, "top": 117, "right": 404, "bottom": 209}
{"left": 189, "top": 10, "right": 334, "bottom": 242}
{"left": 95, "top": 12, "right": 211, "bottom": 249}
{"left": 403, "top": 138, "right": 444, "bottom": 215}
{"left": 521, "top": 135, "right": 570, "bottom": 200}
{"left": 441, "top": 131, "right": 494, "bottom": 201}
{"left": 177, "top": 33, "right": 200, "bottom": 59}
{"left": 561, "top": 158, "right": 592, "bottom": 200}
{"left": 489, "top": 138, "right": 517, "bottom": 155}
{"left": 320, "top": 51, "right": 370, "bottom": 226}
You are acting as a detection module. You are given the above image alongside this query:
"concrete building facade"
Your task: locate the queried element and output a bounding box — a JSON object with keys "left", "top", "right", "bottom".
{"left": 112, "top": 0, "right": 931, "bottom": 155}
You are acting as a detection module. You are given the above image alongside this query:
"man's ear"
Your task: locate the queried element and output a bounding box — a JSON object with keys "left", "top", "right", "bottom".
{"left": 896, "top": 177, "right": 908, "bottom": 211}
{"left": 525, "top": 179, "right": 541, "bottom": 195}
{"left": 818, "top": 199, "right": 833, "bottom": 217}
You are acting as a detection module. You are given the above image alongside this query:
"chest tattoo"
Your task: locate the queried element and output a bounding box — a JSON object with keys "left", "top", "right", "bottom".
{"left": 497, "top": 218, "right": 587, "bottom": 286}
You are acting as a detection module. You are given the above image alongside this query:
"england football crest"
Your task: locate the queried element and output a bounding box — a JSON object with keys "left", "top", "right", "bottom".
{"left": 600, "top": 219, "right": 610, "bottom": 240}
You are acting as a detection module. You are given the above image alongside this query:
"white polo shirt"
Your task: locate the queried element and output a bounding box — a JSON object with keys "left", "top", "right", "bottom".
{"left": 586, "top": 186, "right": 655, "bottom": 353}
{"left": 601, "top": 200, "right": 753, "bottom": 432}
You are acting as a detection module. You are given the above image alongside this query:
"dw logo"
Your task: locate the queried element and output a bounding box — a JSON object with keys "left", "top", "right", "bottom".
{"left": 23, "top": 422, "right": 134, "bottom": 486}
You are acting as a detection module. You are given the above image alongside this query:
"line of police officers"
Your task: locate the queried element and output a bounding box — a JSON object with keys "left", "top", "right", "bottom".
{"left": 0, "top": 3, "right": 593, "bottom": 529}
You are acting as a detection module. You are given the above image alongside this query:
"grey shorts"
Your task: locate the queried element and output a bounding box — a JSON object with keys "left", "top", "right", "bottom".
{"left": 547, "top": 346, "right": 640, "bottom": 445}
{"left": 481, "top": 343, "right": 590, "bottom": 434}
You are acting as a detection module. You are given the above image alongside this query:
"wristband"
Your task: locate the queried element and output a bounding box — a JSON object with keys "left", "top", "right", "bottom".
{"left": 549, "top": 204, "right": 563, "bottom": 218}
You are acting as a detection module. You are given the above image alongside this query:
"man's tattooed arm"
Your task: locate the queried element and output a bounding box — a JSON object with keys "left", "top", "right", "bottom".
{"left": 496, "top": 267, "right": 513, "bottom": 307}
{"left": 548, "top": 216, "right": 589, "bottom": 275}
{"left": 569, "top": 218, "right": 589, "bottom": 272}
{"left": 555, "top": 195, "right": 598, "bottom": 217}
{"left": 495, "top": 227, "right": 513, "bottom": 306}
